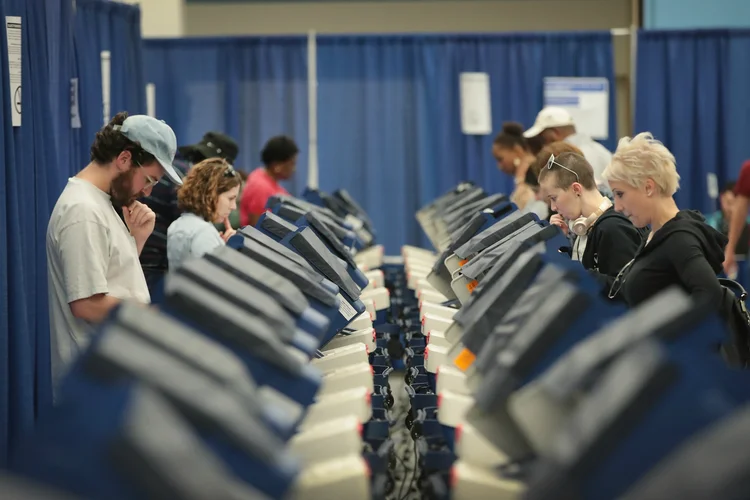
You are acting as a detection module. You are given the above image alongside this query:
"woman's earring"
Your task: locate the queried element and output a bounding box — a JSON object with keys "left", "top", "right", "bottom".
{"left": 513, "top": 158, "right": 521, "bottom": 167}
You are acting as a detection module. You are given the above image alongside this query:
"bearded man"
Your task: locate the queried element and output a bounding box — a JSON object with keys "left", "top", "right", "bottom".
{"left": 45, "top": 112, "right": 182, "bottom": 394}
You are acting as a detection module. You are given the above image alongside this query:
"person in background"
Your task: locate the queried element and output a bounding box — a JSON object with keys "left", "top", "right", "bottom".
{"left": 139, "top": 132, "right": 238, "bottom": 295}
{"left": 603, "top": 132, "right": 727, "bottom": 311}
{"left": 538, "top": 151, "right": 644, "bottom": 279}
{"left": 240, "top": 135, "right": 298, "bottom": 227}
{"left": 523, "top": 106, "right": 613, "bottom": 194}
{"left": 167, "top": 158, "right": 241, "bottom": 270}
{"left": 707, "top": 181, "right": 750, "bottom": 257}
{"left": 46, "top": 112, "right": 182, "bottom": 392}
{"left": 492, "top": 122, "right": 549, "bottom": 219}
{"left": 723, "top": 166, "right": 750, "bottom": 277}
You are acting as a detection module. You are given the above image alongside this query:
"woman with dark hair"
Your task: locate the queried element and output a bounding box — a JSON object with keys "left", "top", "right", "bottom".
{"left": 492, "top": 122, "right": 548, "bottom": 218}
{"left": 167, "top": 158, "right": 241, "bottom": 270}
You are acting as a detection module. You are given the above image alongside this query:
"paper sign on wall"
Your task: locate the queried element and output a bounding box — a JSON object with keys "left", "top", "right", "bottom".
{"left": 70, "top": 78, "right": 81, "bottom": 129}
{"left": 101, "top": 50, "right": 111, "bottom": 125}
{"left": 544, "top": 77, "right": 609, "bottom": 140}
{"left": 5, "top": 16, "right": 21, "bottom": 127}
{"left": 460, "top": 72, "right": 492, "bottom": 135}
{"left": 707, "top": 173, "right": 719, "bottom": 200}
{"left": 146, "top": 83, "right": 156, "bottom": 118}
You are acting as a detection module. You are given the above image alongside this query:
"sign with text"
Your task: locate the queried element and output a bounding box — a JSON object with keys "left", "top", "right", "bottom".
{"left": 544, "top": 77, "right": 609, "bottom": 140}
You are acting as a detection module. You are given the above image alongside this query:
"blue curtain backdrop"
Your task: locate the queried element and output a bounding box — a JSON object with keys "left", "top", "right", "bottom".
{"left": 635, "top": 29, "right": 750, "bottom": 213}
{"left": 0, "top": 0, "right": 145, "bottom": 464}
{"left": 143, "top": 37, "right": 309, "bottom": 194}
{"left": 74, "top": 0, "right": 146, "bottom": 169}
{"left": 316, "top": 33, "right": 616, "bottom": 252}
{"left": 0, "top": 0, "right": 75, "bottom": 464}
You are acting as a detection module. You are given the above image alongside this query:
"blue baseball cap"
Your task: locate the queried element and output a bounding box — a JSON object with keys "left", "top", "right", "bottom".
{"left": 117, "top": 115, "right": 183, "bottom": 185}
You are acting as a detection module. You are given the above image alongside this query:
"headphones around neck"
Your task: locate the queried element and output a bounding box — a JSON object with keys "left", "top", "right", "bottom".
{"left": 572, "top": 198, "right": 613, "bottom": 237}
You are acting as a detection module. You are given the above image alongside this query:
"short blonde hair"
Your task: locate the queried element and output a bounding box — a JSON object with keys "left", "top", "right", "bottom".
{"left": 602, "top": 132, "right": 680, "bottom": 196}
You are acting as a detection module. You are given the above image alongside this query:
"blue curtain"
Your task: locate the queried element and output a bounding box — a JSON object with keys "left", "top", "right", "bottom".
{"left": 74, "top": 0, "right": 146, "bottom": 170}
{"left": 316, "top": 33, "right": 616, "bottom": 252}
{"left": 0, "top": 0, "right": 73, "bottom": 464}
{"left": 635, "top": 29, "right": 750, "bottom": 213}
{"left": 143, "top": 37, "right": 309, "bottom": 194}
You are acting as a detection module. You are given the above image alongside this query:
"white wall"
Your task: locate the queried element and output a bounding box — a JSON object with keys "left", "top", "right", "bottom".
{"left": 182, "top": 0, "right": 635, "bottom": 136}
{"left": 644, "top": 0, "right": 750, "bottom": 29}
{"left": 184, "top": 0, "right": 632, "bottom": 35}
{"left": 120, "top": 0, "right": 185, "bottom": 37}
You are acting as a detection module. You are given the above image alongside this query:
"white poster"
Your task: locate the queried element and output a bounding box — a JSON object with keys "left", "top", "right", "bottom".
{"left": 101, "top": 50, "right": 111, "bottom": 125}
{"left": 459, "top": 72, "right": 492, "bottom": 135}
{"left": 146, "top": 83, "right": 156, "bottom": 118}
{"left": 544, "top": 77, "right": 609, "bottom": 140}
{"left": 70, "top": 78, "right": 81, "bottom": 129}
{"left": 5, "top": 16, "right": 21, "bottom": 127}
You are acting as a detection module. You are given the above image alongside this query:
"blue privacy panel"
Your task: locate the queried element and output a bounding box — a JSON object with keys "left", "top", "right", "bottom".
{"left": 143, "top": 37, "right": 309, "bottom": 195}
{"left": 316, "top": 33, "right": 616, "bottom": 252}
{"left": 635, "top": 29, "right": 750, "bottom": 213}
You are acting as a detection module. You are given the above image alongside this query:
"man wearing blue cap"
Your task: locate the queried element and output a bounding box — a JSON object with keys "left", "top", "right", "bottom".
{"left": 46, "top": 111, "right": 182, "bottom": 392}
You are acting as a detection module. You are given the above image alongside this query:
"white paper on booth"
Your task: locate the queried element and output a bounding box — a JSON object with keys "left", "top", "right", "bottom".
{"left": 101, "top": 50, "right": 111, "bottom": 125}
{"left": 459, "top": 72, "right": 492, "bottom": 135}
{"left": 5, "top": 16, "right": 21, "bottom": 127}
{"left": 146, "top": 83, "right": 156, "bottom": 118}
{"left": 70, "top": 78, "right": 81, "bottom": 129}
{"left": 707, "top": 173, "right": 719, "bottom": 200}
{"left": 544, "top": 77, "right": 609, "bottom": 140}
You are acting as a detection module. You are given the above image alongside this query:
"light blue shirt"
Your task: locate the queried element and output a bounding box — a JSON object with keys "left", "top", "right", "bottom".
{"left": 167, "top": 212, "right": 225, "bottom": 270}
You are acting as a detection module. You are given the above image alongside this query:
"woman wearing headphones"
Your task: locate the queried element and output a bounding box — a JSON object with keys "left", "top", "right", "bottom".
{"left": 538, "top": 151, "right": 644, "bottom": 279}
{"left": 602, "top": 133, "right": 728, "bottom": 309}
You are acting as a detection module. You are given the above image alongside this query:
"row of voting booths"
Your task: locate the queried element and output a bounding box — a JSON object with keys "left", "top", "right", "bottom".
{"left": 2, "top": 181, "right": 750, "bottom": 499}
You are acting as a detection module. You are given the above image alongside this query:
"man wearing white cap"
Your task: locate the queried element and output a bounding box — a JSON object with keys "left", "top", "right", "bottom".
{"left": 524, "top": 106, "right": 613, "bottom": 193}
{"left": 46, "top": 111, "right": 182, "bottom": 393}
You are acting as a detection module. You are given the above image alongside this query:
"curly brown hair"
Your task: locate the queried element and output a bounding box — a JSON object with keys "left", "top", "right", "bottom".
{"left": 177, "top": 158, "right": 241, "bottom": 221}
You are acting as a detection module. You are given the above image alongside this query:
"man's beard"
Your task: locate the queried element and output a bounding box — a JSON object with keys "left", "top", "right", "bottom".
{"left": 110, "top": 168, "right": 139, "bottom": 208}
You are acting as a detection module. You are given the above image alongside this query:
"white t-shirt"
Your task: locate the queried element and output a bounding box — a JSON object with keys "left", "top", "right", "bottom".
{"left": 46, "top": 178, "right": 150, "bottom": 391}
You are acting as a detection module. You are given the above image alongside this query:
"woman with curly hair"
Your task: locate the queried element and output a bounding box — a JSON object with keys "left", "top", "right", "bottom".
{"left": 167, "top": 158, "right": 241, "bottom": 269}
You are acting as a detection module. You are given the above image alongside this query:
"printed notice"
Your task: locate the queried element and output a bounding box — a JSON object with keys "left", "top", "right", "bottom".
{"left": 5, "top": 16, "right": 21, "bottom": 127}
{"left": 337, "top": 293, "right": 357, "bottom": 321}
{"left": 544, "top": 77, "right": 609, "bottom": 140}
{"left": 459, "top": 72, "right": 492, "bottom": 135}
{"left": 70, "top": 78, "right": 81, "bottom": 129}
{"left": 101, "top": 50, "right": 111, "bottom": 125}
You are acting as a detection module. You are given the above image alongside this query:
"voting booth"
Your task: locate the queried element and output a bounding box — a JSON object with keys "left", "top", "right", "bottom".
{"left": 9, "top": 187, "right": 398, "bottom": 500}
{"left": 395, "top": 183, "right": 750, "bottom": 500}
{"left": 9, "top": 181, "right": 750, "bottom": 500}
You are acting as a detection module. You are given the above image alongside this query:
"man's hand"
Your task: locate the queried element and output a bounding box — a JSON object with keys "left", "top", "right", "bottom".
{"left": 550, "top": 214, "right": 569, "bottom": 236}
{"left": 221, "top": 216, "right": 236, "bottom": 243}
{"left": 724, "top": 247, "right": 738, "bottom": 278}
{"left": 123, "top": 201, "right": 156, "bottom": 254}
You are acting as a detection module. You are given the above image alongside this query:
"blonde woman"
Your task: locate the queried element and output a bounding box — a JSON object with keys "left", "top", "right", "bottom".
{"left": 603, "top": 133, "right": 727, "bottom": 309}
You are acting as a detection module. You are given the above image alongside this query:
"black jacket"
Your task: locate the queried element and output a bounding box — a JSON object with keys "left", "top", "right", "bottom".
{"left": 579, "top": 207, "right": 646, "bottom": 278}
{"left": 618, "top": 210, "right": 728, "bottom": 310}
